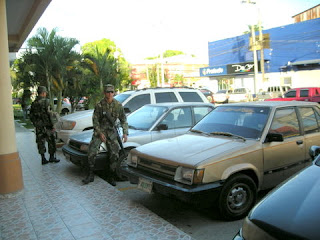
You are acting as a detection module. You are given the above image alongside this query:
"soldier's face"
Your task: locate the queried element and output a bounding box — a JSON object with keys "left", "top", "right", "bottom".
{"left": 104, "top": 90, "right": 114, "bottom": 101}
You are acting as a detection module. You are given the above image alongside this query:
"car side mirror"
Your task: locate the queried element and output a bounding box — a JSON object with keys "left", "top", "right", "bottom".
{"left": 264, "top": 132, "right": 284, "bottom": 143}
{"left": 309, "top": 145, "right": 320, "bottom": 160}
{"left": 156, "top": 124, "right": 168, "bottom": 131}
{"left": 124, "top": 107, "right": 131, "bottom": 114}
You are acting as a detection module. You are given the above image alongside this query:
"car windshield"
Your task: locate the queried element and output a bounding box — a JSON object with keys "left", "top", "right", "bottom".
{"left": 114, "top": 93, "right": 131, "bottom": 103}
{"left": 192, "top": 106, "right": 270, "bottom": 139}
{"left": 127, "top": 105, "right": 168, "bottom": 130}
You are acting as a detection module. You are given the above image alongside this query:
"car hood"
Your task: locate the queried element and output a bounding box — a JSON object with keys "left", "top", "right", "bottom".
{"left": 248, "top": 164, "right": 320, "bottom": 240}
{"left": 134, "top": 133, "right": 255, "bottom": 167}
{"left": 69, "top": 128, "right": 143, "bottom": 144}
{"left": 60, "top": 109, "right": 93, "bottom": 121}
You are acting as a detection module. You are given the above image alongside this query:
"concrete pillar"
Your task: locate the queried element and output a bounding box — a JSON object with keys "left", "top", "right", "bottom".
{"left": 0, "top": 0, "right": 24, "bottom": 195}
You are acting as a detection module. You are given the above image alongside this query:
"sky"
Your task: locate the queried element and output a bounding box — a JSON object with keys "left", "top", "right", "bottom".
{"left": 25, "top": 0, "right": 320, "bottom": 63}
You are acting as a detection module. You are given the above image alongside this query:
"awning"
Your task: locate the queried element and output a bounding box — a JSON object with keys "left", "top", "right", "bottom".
{"left": 290, "top": 59, "right": 320, "bottom": 66}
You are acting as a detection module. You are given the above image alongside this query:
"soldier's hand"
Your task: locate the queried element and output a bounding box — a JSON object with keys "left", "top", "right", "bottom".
{"left": 122, "top": 134, "right": 128, "bottom": 143}
{"left": 100, "top": 133, "right": 106, "bottom": 142}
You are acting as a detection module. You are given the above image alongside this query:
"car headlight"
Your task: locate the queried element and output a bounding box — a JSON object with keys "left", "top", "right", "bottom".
{"left": 128, "top": 152, "right": 138, "bottom": 167}
{"left": 61, "top": 120, "right": 76, "bottom": 130}
{"left": 174, "top": 167, "right": 204, "bottom": 185}
{"left": 80, "top": 144, "right": 89, "bottom": 152}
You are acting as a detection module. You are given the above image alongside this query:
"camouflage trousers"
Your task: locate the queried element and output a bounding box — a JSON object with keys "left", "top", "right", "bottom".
{"left": 87, "top": 135, "right": 120, "bottom": 173}
{"left": 35, "top": 127, "right": 56, "bottom": 155}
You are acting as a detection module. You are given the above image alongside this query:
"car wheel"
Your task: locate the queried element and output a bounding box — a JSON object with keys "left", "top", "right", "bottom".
{"left": 218, "top": 173, "right": 257, "bottom": 221}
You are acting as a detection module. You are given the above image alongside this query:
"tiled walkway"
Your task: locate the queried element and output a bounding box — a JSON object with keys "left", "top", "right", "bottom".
{"left": 0, "top": 122, "right": 193, "bottom": 240}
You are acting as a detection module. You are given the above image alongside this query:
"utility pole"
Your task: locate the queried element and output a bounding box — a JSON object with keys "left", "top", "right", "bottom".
{"left": 258, "top": 7, "right": 265, "bottom": 83}
{"left": 251, "top": 24, "right": 258, "bottom": 94}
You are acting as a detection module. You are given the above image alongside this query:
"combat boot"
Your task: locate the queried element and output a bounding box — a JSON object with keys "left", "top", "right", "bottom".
{"left": 41, "top": 154, "right": 49, "bottom": 165}
{"left": 82, "top": 170, "right": 94, "bottom": 184}
{"left": 49, "top": 154, "right": 60, "bottom": 163}
{"left": 107, "top": 171, "right": 116, "bottom": 186}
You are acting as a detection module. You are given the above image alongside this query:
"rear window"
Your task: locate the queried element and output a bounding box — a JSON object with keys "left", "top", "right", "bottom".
{"left": 179, "top": 92, "right": 203, "bottom": 102}
{"left": 155, "top": 92, "right": 178, "bottom": 103}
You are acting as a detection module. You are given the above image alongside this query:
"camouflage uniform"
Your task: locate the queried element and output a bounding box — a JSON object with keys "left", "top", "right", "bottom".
{"left": 88, "top": 97, "right": 128, "bottom": 174}
{"left": 29, "top": 86, "right": 59, "bottom": 164}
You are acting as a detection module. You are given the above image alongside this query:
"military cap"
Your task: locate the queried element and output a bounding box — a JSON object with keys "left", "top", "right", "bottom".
{"left": 37, "top": 86, "right": 47, "bottom": 94}
{"left": 104, "top": 84, "right": 115, "bottom": 93}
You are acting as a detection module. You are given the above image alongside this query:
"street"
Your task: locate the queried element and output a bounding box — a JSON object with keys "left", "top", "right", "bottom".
{"left": 115, "top": 181, "right": 245, "bottom": 240}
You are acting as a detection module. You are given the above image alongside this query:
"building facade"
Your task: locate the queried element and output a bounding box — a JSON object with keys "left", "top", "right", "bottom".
{"left": 130, "top": 55, "right": 208, "bottom": 89}
{"left": 200, "top": 17, "right": 320, "bottom": 93}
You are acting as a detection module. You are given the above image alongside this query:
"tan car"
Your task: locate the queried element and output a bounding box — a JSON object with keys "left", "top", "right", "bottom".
{"left": 121, "top": 101, "right": 320, "bottom": 220}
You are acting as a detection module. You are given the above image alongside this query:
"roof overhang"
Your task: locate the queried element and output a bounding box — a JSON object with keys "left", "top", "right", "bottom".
{"left": 6, "top": 0, "right": 52, "bottom": 52}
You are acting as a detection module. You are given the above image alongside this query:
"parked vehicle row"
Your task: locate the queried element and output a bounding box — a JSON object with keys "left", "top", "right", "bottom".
{"left": 62, "top": 102, "right": 214, "bottom": 171}
{"left": 55, "top": 87, "right": 209, "bottom": 143}
{"left": 121, "top": 101, "right": 320, "bottom": 220}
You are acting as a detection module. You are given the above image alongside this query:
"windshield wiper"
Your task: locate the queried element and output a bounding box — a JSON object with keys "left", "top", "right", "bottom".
{"left": 128, "top": 125, "right": 137, "bottom": 130}
{"left": 209, "top": 132, "right": 246, "bottom": 141}
{"left": 190, "top": 129, "right": 209, "bottom": 135}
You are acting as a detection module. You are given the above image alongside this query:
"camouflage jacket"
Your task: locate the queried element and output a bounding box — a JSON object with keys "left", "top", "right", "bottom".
{"left": 92, "top": 98, "right": 128, "bottom": 139}
{"left": 29, "top": 96, "right": 54, "bottom": 129}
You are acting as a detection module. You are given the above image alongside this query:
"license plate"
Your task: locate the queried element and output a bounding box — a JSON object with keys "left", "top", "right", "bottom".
{"left": 138, "top": 178, "right": 153, "bottom": 193}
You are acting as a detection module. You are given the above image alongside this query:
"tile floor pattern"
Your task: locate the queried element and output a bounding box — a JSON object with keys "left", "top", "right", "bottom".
{"left": 0, "top": 122, "right": 193, "bottom": 240}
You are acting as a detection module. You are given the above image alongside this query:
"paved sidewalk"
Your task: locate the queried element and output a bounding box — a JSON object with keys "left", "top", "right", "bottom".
{"left": 0, "top": 122, "right": 193, "bottom": 240}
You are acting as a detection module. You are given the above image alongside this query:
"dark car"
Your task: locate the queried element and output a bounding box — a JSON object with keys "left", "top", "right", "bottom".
{"left": 234, "top": 145, "right": 320, "bottom": 240}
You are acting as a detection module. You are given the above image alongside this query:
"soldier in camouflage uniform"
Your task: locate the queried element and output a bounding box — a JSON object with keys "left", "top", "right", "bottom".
{"left": 29, "top": 86, "right": 60, "bottom": 165}
{"left": 82, "top": 84, "right": 128, "bottom": 186}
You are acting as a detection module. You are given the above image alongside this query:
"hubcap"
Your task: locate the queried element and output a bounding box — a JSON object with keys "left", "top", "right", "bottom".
{"left": 227, "top": 184, "right": 249, "bottom": 213}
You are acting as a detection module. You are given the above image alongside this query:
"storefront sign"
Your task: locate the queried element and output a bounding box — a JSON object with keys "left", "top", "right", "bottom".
{"left": 227, "top": 62, "right": 260, "bottom": 74}
{"left": 200, "top": 66, "right": 227, "bottom": 77}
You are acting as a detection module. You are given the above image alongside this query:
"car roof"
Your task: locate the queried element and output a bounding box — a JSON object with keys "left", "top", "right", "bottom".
{"left": 221, "top": 101, "right": 318, "bottom": 108}
{"left": 144, "top": 102, "right": 214, "bottom": 108}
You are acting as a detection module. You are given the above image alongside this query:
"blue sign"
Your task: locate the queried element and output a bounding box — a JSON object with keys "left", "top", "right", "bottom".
{"left": 200, "top": 66, "right": 227, "bottom": 77}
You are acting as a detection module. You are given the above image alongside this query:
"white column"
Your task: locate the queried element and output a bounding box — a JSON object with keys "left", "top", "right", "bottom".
{"left": 0, "top": 0, "right": 24, "bottom": 195}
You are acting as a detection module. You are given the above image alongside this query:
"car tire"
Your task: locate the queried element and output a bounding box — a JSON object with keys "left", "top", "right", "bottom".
{"left": 218, "top": 173, "right": 257, "bottom": 221}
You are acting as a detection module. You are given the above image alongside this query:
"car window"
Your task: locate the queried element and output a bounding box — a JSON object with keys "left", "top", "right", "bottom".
{"left": 179, "top": 92, "right": 203, "bottom": 102}
{"left": 269, "top": 108, "right": 300, "bottom": 138}
{"left": 284, "top": 90, "right": 296, "bottom": 98}
{"left": 217, "top": 90, "right": 227, "bottom": 94}
{"left": 123, "top": 94, "right": 151, "bottom": 113}
{"left": 193, "top": 106, "right": 270, "bottom": 139}
{"left": 160, "top": 107, "right": 192, "bottom": 129}
{"left": 300, "top": 89, "right": 309, "bottom": 97}
{"left": 193, "top": 106, "right": 213, "bottom": 123}
{"left": 114, "top": 93, "right": 131, "bottom": 103}
{"left": 155, "top": 92, "right": 178, "bottom": 103}
{"left": 127, "top": 105, "right": 167, "bottom": 130}
{"left": 299, "top": 107, "right": 319, "bottom": 134}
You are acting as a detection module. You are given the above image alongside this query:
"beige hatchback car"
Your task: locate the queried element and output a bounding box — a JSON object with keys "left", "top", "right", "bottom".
{"left": 121, "top": 101, "right": 320, "bottom": 220}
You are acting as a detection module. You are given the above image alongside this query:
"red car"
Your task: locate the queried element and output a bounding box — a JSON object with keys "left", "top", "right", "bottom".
{"left": 265, "top": 87, "right": 320, "bottom": 103}
{"left": 200, "top": 88, "right": 214, "bottom": 103}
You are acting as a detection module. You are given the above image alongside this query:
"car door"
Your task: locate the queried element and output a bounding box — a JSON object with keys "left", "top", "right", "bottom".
{"left": 299, "top": 106, "right": 320, "bottom": 165}
{"left": 151, "top": 107, "right": 192, "bottom": 142}
{"left": 262, "top": 107, "right": 305, "bottom": 189}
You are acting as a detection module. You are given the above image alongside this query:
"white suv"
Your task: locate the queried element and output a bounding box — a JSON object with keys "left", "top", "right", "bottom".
{"left": 56, "top": 88, "right": 208, "bottom": 143}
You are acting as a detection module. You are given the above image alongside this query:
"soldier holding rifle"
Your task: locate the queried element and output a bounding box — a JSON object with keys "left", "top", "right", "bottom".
{"left": 82, "top": 84, "right": 128, "bottom": 186}
{"left": 29, "top": 86, "right": 60, "bottom": 165}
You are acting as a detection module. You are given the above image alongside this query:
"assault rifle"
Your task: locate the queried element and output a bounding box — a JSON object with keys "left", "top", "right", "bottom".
{"left": 102, "top": 111, "right": 127, "bottom": 159}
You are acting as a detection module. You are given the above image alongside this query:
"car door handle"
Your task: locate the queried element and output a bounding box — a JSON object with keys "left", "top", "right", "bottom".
{"left": 296, "top": 140, "right": 303, "bottom": 145}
